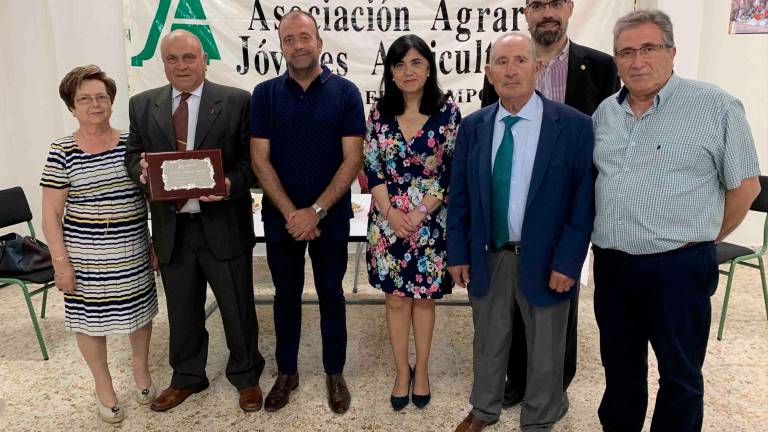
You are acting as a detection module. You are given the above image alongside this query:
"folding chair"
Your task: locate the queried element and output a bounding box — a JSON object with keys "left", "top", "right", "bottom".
{"left": 716, "top": 175, "right": 768, "bottom": 340}
{"left": 0, "top": 186, "right": 55, "bottom": 359}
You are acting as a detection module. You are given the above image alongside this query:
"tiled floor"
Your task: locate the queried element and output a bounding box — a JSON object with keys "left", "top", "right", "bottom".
{"left": 0, "top": 256, "right": 766, "bottom": 431}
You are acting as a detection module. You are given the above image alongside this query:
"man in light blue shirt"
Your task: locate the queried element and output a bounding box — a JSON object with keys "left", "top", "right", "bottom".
{"left": 592, "top": 10, "right": 761, "bottom": 432}
{"left": 448, "top": 33, "right": 594, "bottom": 432}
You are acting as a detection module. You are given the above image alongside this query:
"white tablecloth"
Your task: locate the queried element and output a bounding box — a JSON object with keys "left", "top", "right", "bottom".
{"left": 252, "top": 193, "right": 371, "bottom": 241}
{"left": 250, "top": 193, "right": 594, "bottom": 286}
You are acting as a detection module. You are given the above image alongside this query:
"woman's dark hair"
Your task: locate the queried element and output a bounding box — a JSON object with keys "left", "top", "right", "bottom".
{"left": 377, "top": 34, "right": 446, "bottom": 117}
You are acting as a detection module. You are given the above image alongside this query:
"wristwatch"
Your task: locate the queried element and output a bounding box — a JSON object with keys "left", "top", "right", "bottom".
{"left": 417, "top": 204, "right": 429, "bottom": 214}
{"left": 312, "top": 203, "right": 328, "bottom": 219}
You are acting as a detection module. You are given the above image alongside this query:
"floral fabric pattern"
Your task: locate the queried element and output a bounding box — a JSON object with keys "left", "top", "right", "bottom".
{"left": 364, "top": 97, "right": 461, "bottom": 299}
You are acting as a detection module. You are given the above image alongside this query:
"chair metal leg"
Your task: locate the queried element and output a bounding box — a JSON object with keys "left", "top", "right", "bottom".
{"left": 352, "top": 242, "right": 364, "bottom": 294}
{"left": 19, "top": 283, "right": 49, "bottom": 360}
{"left": 41, "top": 287, "right": 49, "bottom": 319}
{"left": 758, "top": 256, "right": 768, "bottom": 320}
{"left": 717, "top": 261, "right": 738, "bottom": 341}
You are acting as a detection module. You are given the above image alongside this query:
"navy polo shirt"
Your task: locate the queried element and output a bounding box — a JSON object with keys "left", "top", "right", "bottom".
{"left": 250, "top": 65, "right": 365, "bottom": 225}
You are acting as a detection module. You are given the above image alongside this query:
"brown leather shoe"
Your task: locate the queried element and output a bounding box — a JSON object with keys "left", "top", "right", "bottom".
{"left": 264, "top": 373, "right": 299, "bottom": 412}
{"left": 238, "top": 385, "right": 263, "bottom": 412}
{"left": 150, "top": 379, "right": 209, "bottom": 412}
{"left": 326, "top": 373, "right": 351, "bottom": 414}
{"left": 454, "top": 413, "right": 494, "bottom": 432}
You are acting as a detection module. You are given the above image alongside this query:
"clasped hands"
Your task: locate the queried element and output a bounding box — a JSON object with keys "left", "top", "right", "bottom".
{"left": 138, "top": 152, "right": 230, "bottom": 201}
{"left": 386, "top": 207, "right": 427, "bottom": 239}
{"left": 286, "top": 207, "right": 321, "bottom": 241}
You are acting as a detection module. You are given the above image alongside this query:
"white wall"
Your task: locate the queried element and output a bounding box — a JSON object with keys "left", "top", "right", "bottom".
{"left": 647, "top": 0, "right": 768, "bottom": 245}
{"left": 1, "top": 0, "right": 766, "bottom": 245}
{"left": 0, "top": 0, "right": 129, "bottom": 234}
{"left": 696, "top": 1, "right": 768, "bottom": 245}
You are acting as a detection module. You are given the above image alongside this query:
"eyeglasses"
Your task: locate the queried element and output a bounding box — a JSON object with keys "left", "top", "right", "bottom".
{"left": 615, "top": 44, "right": 673, "bottom": 61}
{"left": 74, "top": 94, "right": 111, "bottom": 105}
{"left": 526, "top": 0, "right": 569, "bottom": 13}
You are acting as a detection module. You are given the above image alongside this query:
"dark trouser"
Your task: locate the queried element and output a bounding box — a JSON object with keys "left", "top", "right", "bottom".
{"left": 506, "top": 296, "right": 578, "bottom": 392}
{"left": 265, "top": 221, "right": 349, "bottom": 375}
{"left": 593, "top": 242, "right": 718, "bottom": 432}
{"left": 159, "top": 214, "right": 264, "bottom": 390}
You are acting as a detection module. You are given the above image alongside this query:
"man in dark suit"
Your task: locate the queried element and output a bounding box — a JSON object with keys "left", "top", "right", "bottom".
{"left": 449, "top": 33, "right": 594, "bottom": 431}
{"left": 480, "top": 0, "right": 619, "bottom": 407}
{"left": 125, "top": 30, "right": 265, "bottom": 413}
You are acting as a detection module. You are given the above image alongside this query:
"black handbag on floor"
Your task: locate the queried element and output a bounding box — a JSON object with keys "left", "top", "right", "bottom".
{"left": 0, "top": 233, "right": 52, "bottom": 274}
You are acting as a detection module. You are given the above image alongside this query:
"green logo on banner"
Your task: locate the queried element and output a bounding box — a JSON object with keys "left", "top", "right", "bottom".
{"left": 131, "top": 0, "right": 221, "bottom": 66}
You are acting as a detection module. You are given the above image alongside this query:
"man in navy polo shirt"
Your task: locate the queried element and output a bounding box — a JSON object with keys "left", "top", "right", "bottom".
{"left": 249, "top": 10, "right": 365, "bottom": 415}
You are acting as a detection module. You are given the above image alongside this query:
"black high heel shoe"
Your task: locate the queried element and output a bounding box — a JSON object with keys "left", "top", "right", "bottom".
{"left": 390, "top": 366, "right": 413, "bottom": 411}
{"left": 411, "top": 367, "right": 431, "bottom": 409}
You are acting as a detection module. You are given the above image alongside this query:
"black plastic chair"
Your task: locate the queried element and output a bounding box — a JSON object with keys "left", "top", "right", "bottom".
{"left": 716, "top": 175, "right": 768, "bottom": 340}
{"left": 0, "top": 187, "right": 55, "bottom": 359}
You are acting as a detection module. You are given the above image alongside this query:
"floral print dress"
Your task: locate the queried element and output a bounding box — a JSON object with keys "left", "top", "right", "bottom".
{"left": 364, "top": 97, "right": 461, "bottom": 299}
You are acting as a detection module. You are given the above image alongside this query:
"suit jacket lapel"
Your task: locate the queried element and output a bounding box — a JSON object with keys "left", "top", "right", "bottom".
{"left": 194, "top": 80, "right": 222, "bottom": 149}
{"left": 564, "top": 42, "right": 588, "bottom": 108}
{"left": 151, "top": 86, "right": 175, "bottom": 151}
{"left": 526, "top": 97, "right": 562, "bottom": 209}
{"left": 477, "top": 105, "right": 497, "bottom": 241}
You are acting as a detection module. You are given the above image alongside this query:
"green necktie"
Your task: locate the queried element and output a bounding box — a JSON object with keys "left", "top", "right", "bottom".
{"left": 492, "top": 115, "right": 521, "bottom": 248}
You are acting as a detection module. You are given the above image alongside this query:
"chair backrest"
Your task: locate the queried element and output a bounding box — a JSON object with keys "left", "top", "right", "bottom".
{"left": 751, "top": 176, "right": 768, "bottom": 213}
{"left": 0, "top": 187, "right": 33, "bottom": 229}
{"left": 751, "top": 176, "right": 768, "bottom": 255}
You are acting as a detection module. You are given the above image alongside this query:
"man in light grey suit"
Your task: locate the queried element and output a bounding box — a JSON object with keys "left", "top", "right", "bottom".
{"left": 125, "top": 30, "right": 265, "bottom": 413}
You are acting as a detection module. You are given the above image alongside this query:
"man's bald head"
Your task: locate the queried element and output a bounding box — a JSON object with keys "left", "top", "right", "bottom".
{"left": 485, "top": 33, "right": 541, "bottom": 112}
{"left": 160, "top": 30, "right": 207, "bottom": 92}
{"left": 160, "top": 29, "right": 203, "bottom": 57}
{"left": 490, "top": 33, "right": 538, "bottom": 64}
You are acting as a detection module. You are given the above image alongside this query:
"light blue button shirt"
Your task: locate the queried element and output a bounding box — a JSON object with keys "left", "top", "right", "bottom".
{"left": 592, "top": 73, "right": 761, "bottom": 254}
{"left": 172, "top": 82, "right": 204, "bottom": 213}
{"left": 491, "top": 93, "right": 543, "bottom": 242}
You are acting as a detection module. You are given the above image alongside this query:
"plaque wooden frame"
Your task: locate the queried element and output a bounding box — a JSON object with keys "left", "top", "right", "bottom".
{"left": 145, "top": 149, "right": 226, "bottom": 201}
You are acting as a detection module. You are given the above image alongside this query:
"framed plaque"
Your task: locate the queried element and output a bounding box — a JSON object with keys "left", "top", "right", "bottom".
{"left": 145, "top": 149, "right": 226, "bottom": 201}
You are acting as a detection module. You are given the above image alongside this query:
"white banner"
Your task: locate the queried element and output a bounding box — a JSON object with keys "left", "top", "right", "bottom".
{"left": 123, "top": 0, "right": 633, "bottom": 112}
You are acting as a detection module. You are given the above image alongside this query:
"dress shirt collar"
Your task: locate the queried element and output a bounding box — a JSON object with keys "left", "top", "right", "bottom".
{"left": 616, "top": 72, "right": 681, "bottom": 108}
{"left": 495, "top": 92, "right": 542, "bottom": 124}
{"left": 172, "top": 81, "right": 204, "bottom": 100}
{"left": 551, "top": 39, "right": 570, "bottom": 64}
{"left": 281, "top": 64, "right": 334, "bottom": 86}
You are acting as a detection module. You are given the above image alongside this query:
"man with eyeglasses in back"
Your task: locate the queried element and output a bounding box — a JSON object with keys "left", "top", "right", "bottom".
{"left": 592, "top": 10, "right": 761, "bottom": 432}
{"left": 480, "top": 0, "right": 619, "bottom": 410}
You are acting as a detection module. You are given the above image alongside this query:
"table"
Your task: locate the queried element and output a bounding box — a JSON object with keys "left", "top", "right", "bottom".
{"left": 252, "top": 193, "right": 371, "bottom": 292}
{"left": 157, "top": 193, "right": 588, "bottom": 317}
{"left": 252, "top": 193, "right": 590, "bottom": 289}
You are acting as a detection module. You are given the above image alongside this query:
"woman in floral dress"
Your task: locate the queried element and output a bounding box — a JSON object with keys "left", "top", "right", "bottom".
{"left": 364, "top": 34, "right": 461, "bottom": 410}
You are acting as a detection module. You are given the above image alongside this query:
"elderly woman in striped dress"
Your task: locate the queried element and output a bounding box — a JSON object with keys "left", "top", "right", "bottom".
{"left": 40, "top": 65, "right": 158, "bottom": 423}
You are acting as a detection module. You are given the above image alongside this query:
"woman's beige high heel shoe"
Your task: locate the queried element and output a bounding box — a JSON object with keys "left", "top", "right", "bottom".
{"left": 94, "top": 391, "right": 124, "bottom": 423}
{"left": 136, "top": 380, "right": 157, "bottom": 405}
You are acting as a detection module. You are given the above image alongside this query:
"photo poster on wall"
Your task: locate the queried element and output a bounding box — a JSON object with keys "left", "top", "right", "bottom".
{"left": 730, "top": 0, "right": 768, "bottom": 34}
{"left": 123, "top": 0, "right": 634, "bottom": 114}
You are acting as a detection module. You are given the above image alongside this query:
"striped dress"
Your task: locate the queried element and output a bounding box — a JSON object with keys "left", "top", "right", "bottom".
{"left": 40, "top": 133, "right": 157, "bottom": 336}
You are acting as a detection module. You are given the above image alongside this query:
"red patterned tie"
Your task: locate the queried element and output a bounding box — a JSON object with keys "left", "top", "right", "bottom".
{"left": 173, "top": 93, "right": 191, "bottom": 210}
